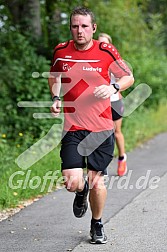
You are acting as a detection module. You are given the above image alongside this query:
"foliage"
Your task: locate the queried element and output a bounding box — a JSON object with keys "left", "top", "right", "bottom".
{"left": 0, "top": 138, "right": 61, "bottom": 209}
{"left": 0, "top": 28, "right": 54, "bottom": 140}
{"left": 122, "top": 101, "right": 167, "bottom": 152}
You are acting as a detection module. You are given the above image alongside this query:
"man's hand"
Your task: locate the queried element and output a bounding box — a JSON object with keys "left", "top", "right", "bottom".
{"left": 50, "top": 100, "right": 61, "bottom": 117}
{"left": 93, "top": 84, "right": 116, "bottom": 99}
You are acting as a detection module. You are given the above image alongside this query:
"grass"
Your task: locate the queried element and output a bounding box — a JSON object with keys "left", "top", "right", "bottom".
{"left": 122, "top": 101, "right": 167, "bottom": 152}
{"left": 0, "top": 101, "right": 167, "bottom": 209}
{"left": 0, "top": 144, "right": 62, "bottom": 209}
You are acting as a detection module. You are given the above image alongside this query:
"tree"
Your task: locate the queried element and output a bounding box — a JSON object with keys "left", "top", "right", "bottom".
{"left": 4, "top": 0, "right": 42, "bottom": 40}
{"left": 141, "top": 0, "right": 167, "bottom": 52}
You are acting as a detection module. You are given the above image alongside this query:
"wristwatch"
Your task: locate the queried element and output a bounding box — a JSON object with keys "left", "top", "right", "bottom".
{"left": 52, "top": 95, "right": 61, "bottom": 101}
{"left": 112, "top": 83, "right": 120, "bottom": 94}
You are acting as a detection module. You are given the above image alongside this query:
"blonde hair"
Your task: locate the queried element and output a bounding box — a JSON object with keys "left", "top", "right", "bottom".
{"left": 98, "top": 33, "right": 112, "bottom": 43}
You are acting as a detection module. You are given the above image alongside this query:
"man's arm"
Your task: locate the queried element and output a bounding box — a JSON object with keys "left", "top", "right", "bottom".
{"left": 114, "top": 75, "right": 134, "bottom": 92}
{"left": 95, "top": 43, "right": 134, "bottom": 99}
{"left": 93, "top": 74, "right": 134, "bottom": 99}
{"left": 48, "top": 74, "right": 62, "bottom": 116}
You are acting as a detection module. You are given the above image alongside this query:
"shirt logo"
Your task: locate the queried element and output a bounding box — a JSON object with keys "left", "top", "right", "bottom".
{"left": 82, "top": 66, "right": 102, "bottom": 73}
{"left": 65, "top": 55, "right": 72, "bottom": 58}
{"left": 62, "top": 63, "right": 71, "bottom": 71}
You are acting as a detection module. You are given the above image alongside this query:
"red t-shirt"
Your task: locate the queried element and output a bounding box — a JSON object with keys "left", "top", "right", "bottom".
{"left": 50, "top": 40, "right": 131, "bottom": 132}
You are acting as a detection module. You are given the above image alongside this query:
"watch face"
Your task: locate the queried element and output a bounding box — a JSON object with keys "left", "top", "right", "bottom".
{"left": 115, "top": 83, "right": 120, "bottom": 90}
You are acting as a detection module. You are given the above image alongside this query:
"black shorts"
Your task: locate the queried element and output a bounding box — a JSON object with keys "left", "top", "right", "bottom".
{"left": 60, "top": 130, "right": 115, "bottom": 175}
{"left": 111, "top": 99, "right": 124, "bottom": 121}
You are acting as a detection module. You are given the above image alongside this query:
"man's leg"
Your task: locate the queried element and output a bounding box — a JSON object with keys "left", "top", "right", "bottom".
{"left": 88, "top": 170, "right": 107, "bottom": 219}
{"left": 88, "top": 170, "right": 107, "bottom": 244}
{"left": 62, "top": 168, "right": 89, "bottom": 218}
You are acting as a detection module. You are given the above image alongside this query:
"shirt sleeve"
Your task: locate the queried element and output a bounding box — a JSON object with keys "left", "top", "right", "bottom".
{"left": 109, "top": 45, "right": 132, "bottom": 78}
{"left": 100, "top": 42, "right": 132, "bottom": 78}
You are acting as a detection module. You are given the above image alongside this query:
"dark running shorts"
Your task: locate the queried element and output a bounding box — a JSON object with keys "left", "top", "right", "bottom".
{"left": 60, "top": 130, "right": 115, "bottom": 175}
{"left": 111, "top": 99, "right": 124, "bottom": 121}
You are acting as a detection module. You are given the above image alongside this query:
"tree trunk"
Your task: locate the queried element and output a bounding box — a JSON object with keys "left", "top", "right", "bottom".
{"left": 23, "top": 0, "right": 42, "bottom": 39}
{"left": 5, "top": 0, "right": 42, "bottom": 39}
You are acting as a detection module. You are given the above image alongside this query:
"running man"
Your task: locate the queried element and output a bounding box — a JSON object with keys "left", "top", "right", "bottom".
{"left": 49, "top": 6, "right": 134, "bottom": 244}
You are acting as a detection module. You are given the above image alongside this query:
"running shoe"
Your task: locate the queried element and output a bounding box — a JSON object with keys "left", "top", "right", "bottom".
{"left": 117, "top": 153, "right": 127, "bottom": 176}
{"left": 73, "top": 180, "right": 89, "bottom": 218}
{"left": 90, "top": 222, "right": 107, "bottom": 244}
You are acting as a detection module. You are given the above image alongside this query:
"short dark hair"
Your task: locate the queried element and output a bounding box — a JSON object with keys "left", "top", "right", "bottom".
{"left": 70, "top": 6, "right": 96, "bottom": 26}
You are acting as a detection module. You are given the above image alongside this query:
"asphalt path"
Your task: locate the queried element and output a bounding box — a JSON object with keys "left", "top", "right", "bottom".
{"left": 0, "top": 132, "right": 167, "bottom": 252}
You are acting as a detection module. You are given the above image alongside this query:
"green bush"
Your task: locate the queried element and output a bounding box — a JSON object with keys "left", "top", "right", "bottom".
{"left": 0, "top": 30, "right": 53, "bottom": 141}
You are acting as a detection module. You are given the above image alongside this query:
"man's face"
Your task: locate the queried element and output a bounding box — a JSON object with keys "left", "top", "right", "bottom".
{"left": 70, "top": 14, "right": 96, "bottom": 46}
